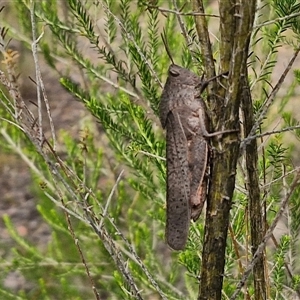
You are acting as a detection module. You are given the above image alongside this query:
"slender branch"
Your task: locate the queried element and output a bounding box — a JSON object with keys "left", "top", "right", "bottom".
{"left": 170, "top": 0, "right": 203, "bottom": 64}
{"left": 245, "top": 48, "right": 300, "bottom": 148}
{"left": 172, "top": 0, "right": 193, "bottom": 53}
{"left": 230, "top": 168, "right": 300, "bottom": 300}
{"left": 138, "top": 150, "right": 166, "bottom": 161}
{"left": 254, "top": 12, "right": 300, "bottom": 29}
{"left": 30, "top": 19, "right": 57, "bottom": 149}
{"left": 106, "top": 218, "right": 169, "bottom": 300}
{"left": 30, "top": 1, "right": 43, "bottom": 145}
{"left": 262, "top": 168, "right": 299, "bottom": 189}
{"left": 241, "top": 124, "right": 300, "bottom": 146}
{"left": 99, "top": 170, "right": 124, "bottom": 228}
{"left": 59, "top": 188, "right": 101, "bottom": 300}
{"left": 89, "top": 219, "right": 143, "bottom": 300}
{"left": 242, "top": 73, "right": 266, "bottom": 299}
{"left": 147, "top": 5, "right": 220, "bottom": 17}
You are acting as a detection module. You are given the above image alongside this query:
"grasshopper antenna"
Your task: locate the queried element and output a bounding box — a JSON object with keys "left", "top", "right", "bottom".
{"left": 161, "top": 29, "right": 175, "bottom": 65}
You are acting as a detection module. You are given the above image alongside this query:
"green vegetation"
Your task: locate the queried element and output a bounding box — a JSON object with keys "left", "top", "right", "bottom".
{"left": 0, "top": 0, "right": 300, "bottom": 299}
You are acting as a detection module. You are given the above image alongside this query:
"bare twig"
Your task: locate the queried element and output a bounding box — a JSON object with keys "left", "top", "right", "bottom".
{"left": 254, "top": 12, "right": 300, "bottom": 29}
{"left": 147, "top": 5, "right": 219, "bottom": 17}
{"left": 138, "top": 150, "right": 166, "bottom": 161}
{"left": 30, "top": 1, "right": 43, "bottom": 144}
{"left": 45, "top": 142, "right": 165, "bottom": 298}
{"left": 106, "top": 218, "right": 169, "bottom": 300}
{"left": 99, "top": 170, "right": 124, "bottom": 228}
{"left": 0, "top": 117, "right": 24, "bottom": 131}
{"left": 241, "top": 124, "right": 300, "bottom": 146}
{"left": 0, "top": 127, "right": 49, "bottom": 184}
{"left": 171, "top": 0, "right": 195, "bottom": 57}
{"left": 230, "top": 168, "right": 300, "bottom": 300}
{"left": 244, "top": 48, "right": 300, "bottom": 149}
{"left": 88, "top": 68, "right": 140, "bottom": 99}
{"left": 59, "top": 188, "right": 101, "bottom": 300}
{"left": 262, "top": 168, "right": 298, "bottom": 189}
{"left": 89, "top": 218, "right": 144, "bottom": 300}
{"left": 30, "top": 1, "right": 57, "bottom": 149}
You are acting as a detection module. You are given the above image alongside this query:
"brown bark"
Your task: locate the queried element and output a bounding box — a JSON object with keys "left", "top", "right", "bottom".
{"left": 242, "top": 75, "right": 267, "bottom": 300}
{"left": 192, "top": 0, "right": 258, "bottom": 299}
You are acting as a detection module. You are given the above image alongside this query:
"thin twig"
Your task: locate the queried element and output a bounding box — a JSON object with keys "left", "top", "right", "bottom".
{"left": 228, "top": 224, "right": 251, "bottom": 300}
{"left": 44, "top": 192, "right": 87, "bottom": 223}
{"left": 0, "top": 117, "right": 25, "bottom": 132}
{"left": 30, "top": 1, "right": 43, "bottom": 145}
{"left": 30, "top": 2, "right": 57, "bottom": 149}
{"left": 138, "top": 150, "right": 165, "bottom": 161}
{"left": 0, "top": 127, "right": 51, "bottom": 187}
{"left": 241, "top": 124, "right": 300, "bottom": 146}
{"left": 26, "top": 136, "right": 143, "bottom": 298}
{"left": 244, "top": 48, "right": 300, "bottom": 150}
{"left": 95, "top": 73, "right": 139, "bottom": 99}
{"left": 192, "top": 0, "right": 216, "bottom": 81}
{"left": 230, "top": 168, "right": 300, "bottom": 300}
{"left": 253, "top": 12, "right": 300, "bottom": 29}
{"left": 262, "top": 168, "right": 298, "bottom": 189}
{"left": 1, "top": 19, "right": 147, "bottom": 299}
{"left": 172, "top": 0, "right": 194, "bottom": 56}
{"left": 89, "top": 219, "right": 144, "bottom": 300}
{"left": 99, "top": 170, "right": 124, "bottom": 228}
{"left": 147, "top": 5, "right": 219, "bottom": 17}
{"left": 58, "top": 187, "right": 101, "bottom": 300}
{"left": 105, "top": 217, "right": 169, "bottom": 300}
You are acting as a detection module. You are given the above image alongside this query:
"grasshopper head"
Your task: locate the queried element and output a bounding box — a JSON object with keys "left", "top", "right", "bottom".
{"left": 167, "top": 64, "right": 202, "bottom": 87}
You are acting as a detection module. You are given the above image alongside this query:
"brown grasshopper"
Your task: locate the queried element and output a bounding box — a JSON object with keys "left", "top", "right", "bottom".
{"left": 159, "top": 64, "right": 230, "bottom": 250}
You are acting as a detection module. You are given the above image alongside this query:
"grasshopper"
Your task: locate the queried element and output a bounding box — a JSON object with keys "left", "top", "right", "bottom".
{"left": 159, "top": 64, "right": 230, "bottom": 250}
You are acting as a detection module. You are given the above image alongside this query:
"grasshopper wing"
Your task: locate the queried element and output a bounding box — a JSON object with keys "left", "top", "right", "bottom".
{"left": 165, "top": 111, "right": 191, "bottom": 250}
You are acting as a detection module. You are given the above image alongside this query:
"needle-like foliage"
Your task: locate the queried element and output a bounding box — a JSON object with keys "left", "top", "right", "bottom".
{"left": 1, "top": 1, "right": 300, "bottom": 299}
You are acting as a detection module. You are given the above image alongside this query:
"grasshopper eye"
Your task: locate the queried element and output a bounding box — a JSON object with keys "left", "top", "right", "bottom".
{"left": 169, "top": 69, "right": 180, "bottom": 77}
